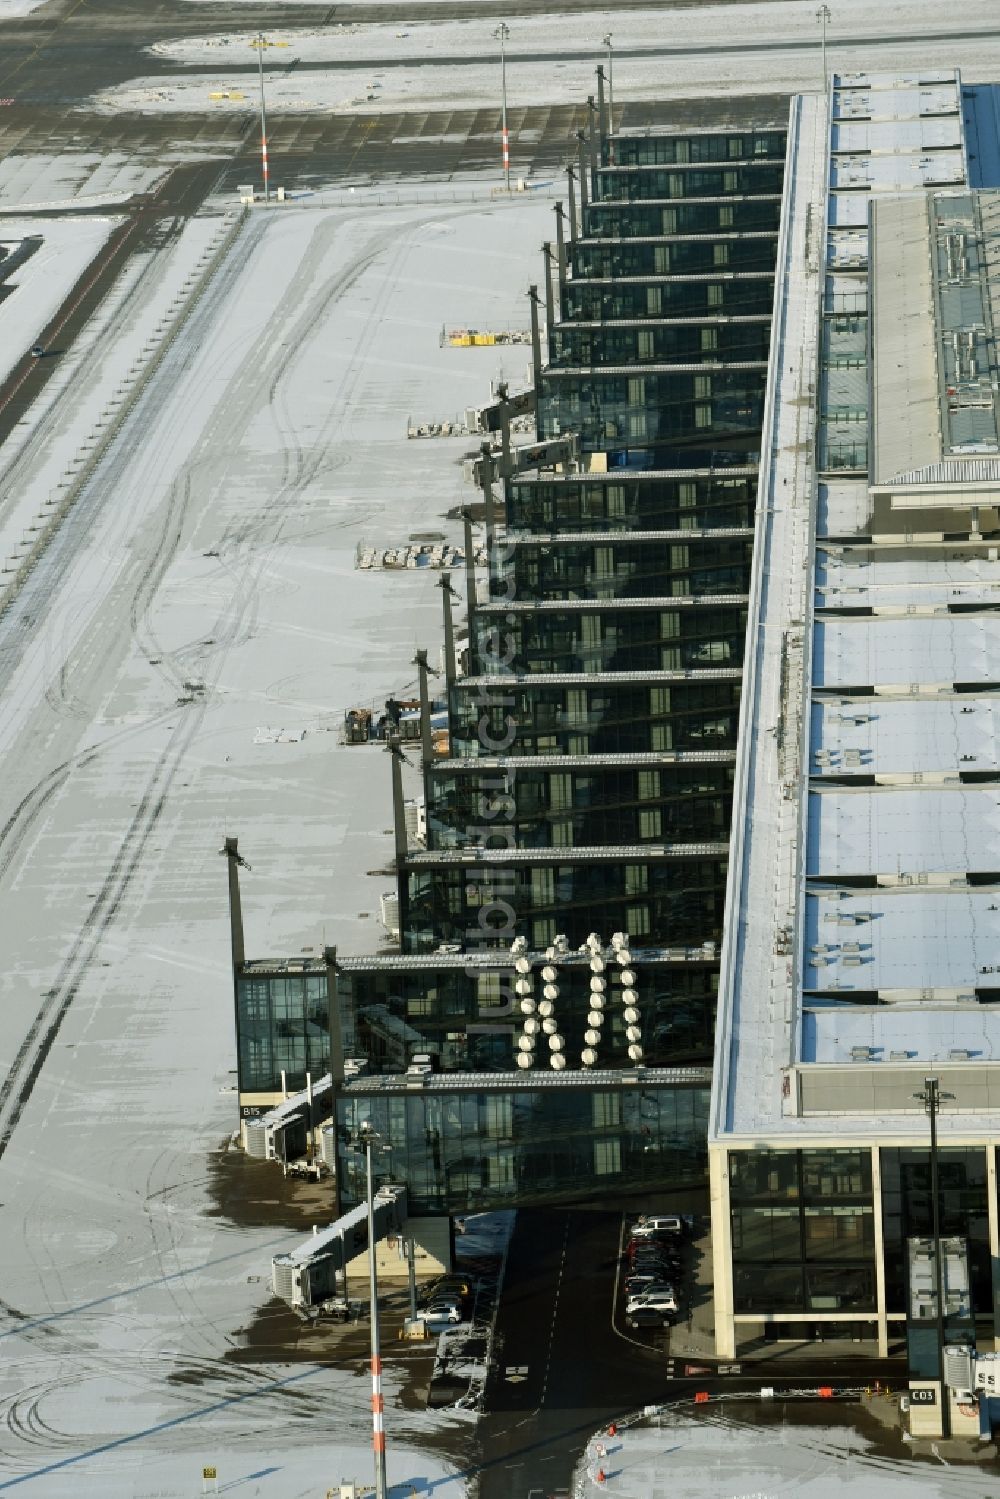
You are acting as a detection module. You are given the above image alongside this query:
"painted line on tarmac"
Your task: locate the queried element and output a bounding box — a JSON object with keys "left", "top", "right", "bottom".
{"left": 537, "top": 1212, "right": 570, "bottom": 1407}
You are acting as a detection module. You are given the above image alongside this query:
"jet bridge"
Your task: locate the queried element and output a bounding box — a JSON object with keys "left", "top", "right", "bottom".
{"left": 271, "top": 1184, "right": 408, "bottom": 1313}
{"left": 243, "top": 1073, "right": 333, "bottom": 1162}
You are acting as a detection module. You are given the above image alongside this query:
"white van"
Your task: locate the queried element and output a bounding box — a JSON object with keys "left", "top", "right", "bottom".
{"left": 632, "top": 1214, "right": 684, "bottom": 1237}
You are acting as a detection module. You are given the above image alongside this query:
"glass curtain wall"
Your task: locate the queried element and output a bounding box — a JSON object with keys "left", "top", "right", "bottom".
{"left": 584, "top": 196, "right": 783, "bottom": 239}
{"left": 475, "top": 602, "right": 748, "bottom": 675}
{"left": 336, "top": 1080, "right": 710, "bottom": 1214}
{"left": 236, "top": 969, "right": 331, "bottom": 1096}
{"left": 404, "top": 853, "right": 728, "bottom": 952}
{"left": 728, "top": 1148, "right": 877, "bottom": 1315}
{"left": 506, "top": 474, "right": 757, "bottom": 532}
{"left": 449, "top": 676, "right": 742, "bottom": 758}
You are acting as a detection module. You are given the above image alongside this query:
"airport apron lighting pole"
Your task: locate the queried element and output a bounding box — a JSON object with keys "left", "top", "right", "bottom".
{"left": 495, "top": 21, "right": 511, "bottom": 192}
{"left": 255, "top": 31, "right": 270, "bottom": 203}
{"left": 603, "top": 33, "right": 614, "bottom": 156}
{"left": 914, "top": 1077, "right": 955, "bottom": 1437}
{"left": 816, "top": 5, "right": 831, "bottom": 95}
{"left": 358, "top": 1120, "right": 388, "bottom": 1499}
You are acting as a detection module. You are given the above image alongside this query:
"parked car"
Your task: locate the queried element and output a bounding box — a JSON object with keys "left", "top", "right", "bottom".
{"left": 624, "top": 1273, "right": 660, "bottom": 1294}
{"left": 628, "top": 1247, "right": 679, "bottom": 1272}
{"left": 626, "top": 1288, "right": 678, "bottom": 1316}
{"left": 629, "top": 1236, "right": 681, "bottom": 1257}
{"left": 30, "top": 344, "right": 45, "bottom": 358}
{"left": 631, "top": 1215, "right": 685, "bottom": 1238}
{"left": 427, "top": 1276, "right": 471, "bottom": 1298}
{"left": 626, "top": 1304, "right": 675, "bottom": 1330}
{"left": 416, "top": 1300, "right": 463, "bottom": 1325}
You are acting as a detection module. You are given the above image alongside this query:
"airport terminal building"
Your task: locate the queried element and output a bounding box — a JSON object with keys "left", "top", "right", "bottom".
{"left": 228, "top": 106, "right": 786, "bottom": 1220}
{"left": 231, "top": 66, "right": 1000, "bottom": 1381}
{"left": 709, "top": 72, "right": 1000, "bottom": 1384}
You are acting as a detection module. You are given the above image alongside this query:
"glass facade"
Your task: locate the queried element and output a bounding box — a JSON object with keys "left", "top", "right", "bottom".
{"left": 333, "top": 957, "right": 718, "bottom": 1076}
{"left": 595, "top": 162, "right": 784, "bottom": 201}
{"left": 729, "top": 1148, "right": 877, "bottom": 1315}
{"left": 560, "top": 276, "right": 775, "bottom": 324}
{"left": 570, "top": 234, "right": 777, "bottom": 280}
{"left": 236, "top": 967, "right": 330, "bottom": 1097}
{"left": 335, "top": 1078, "right": 710, "bottom": 1214}
{"left": 450, "top": 675, "right": 742, "bottom": 758}
{"left": 506, "top": 473, "right": 757, "bottom": 533}
{"left": 606, "top": 130, "right": 786, "bottom": 168}
{"left": 475, "top": 601, "right": 748, "bottom": 675}
{"left": 539, "top": 369, "right": 766, "bottom": 453}
{"left": 403, "top": 852, "right": 728, "bottom": 952}
{"left": 497, "top": 534, "right": 753, "bottom": 601}
{"left": 881, "top": 1147, "right": 991, "bottom": 1327}
{"left": 549, "top": 318, "right": 772, "bottom": 369}
{"left": 585, "top": 196, "right": 783, "bottom": 240}
{"left": 426, "top": 760, "right": 733, "bottom": 849}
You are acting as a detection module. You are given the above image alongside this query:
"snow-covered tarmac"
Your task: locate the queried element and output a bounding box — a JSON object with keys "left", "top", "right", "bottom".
{"left": 96, "top": 1, "right": 1000, "bottom": 115}
{"left": 0, "top": 217, "right": 117, "bottom": 383}
{"left": 0, "top": 189, "right": 549, "bottom": 1493}
{"left": 575, "top": 1407, "right": 1000, "bottom": 1497}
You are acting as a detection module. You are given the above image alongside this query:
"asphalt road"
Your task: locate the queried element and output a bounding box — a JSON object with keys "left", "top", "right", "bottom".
{"left": 472, "top": 1209, "right": 907, "bottom": 1499}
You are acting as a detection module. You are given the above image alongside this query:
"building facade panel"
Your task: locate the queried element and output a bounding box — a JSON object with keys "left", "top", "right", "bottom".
{"left": 499, "top": 533, "right": 752, "bottom": 601}
{"left": 584, "top": 196, "right": 783, "bottom": 239}
{"left": 403, "top": 853, "right": 728, "bottom": 952}
{"left": 505, "top": 473, "right": 757, "bottom": 533}
{"left": 476, "top": 601, "right": 748, "bottom": 675}
{"left": 449, "top": 675, "right": 742, "bottom": 758}
{"left": 335, "top": 1077, "right": 711, "bottom": 1215}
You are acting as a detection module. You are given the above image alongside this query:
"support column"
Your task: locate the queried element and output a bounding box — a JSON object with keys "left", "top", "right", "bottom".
{"left": 988, "top": 1144, "right": 1000, "bottom": 1351}
{"left": 586, "top": 100, "right": 598, "bottom": 194}
{"left": 528, "top": 283, "right": 543, "bottom": 396}
{"left": 554, "top": 203, "right": 567, "bottom": 289}
{"left": 709, "top": 1146, "right": 736, "bottom": 1359}
{"left": 222, "top": 836, "right": 246, "bottom": 970}
{"left": 388, "top": 737, "right": 408, "bottom": 872}
{"left": 542, "top": 242, "right": 555, "bottom": 339}
{"left": 576, "top": 133, "right": 589, "bottom": 216}
{"left": 222, "top": 836, "right": 248, "bottom": 1126}
{"left": 323, "top": 944, "right": 344, "bottom": 1223}
{"left": 496, "top": 381, "right": 513, "bottom": 485}
{"left": 414, "top": 648, "right": 434, "bottom": 771}
{"left": 596, "top": 67, "right": 608, "bottom": 149}
{"left": 439, "top": 575, "right": 457, "bottom": 688}
{"left": 479, "top": 441, "right": 497, "bottom": 558}
{"left": 871, "top": 1143, "right": 889, "bottom": 1359}
{"left": 566, "top": 167, "right": 578, "bottom": 241}
{"left": 462, "top": 509, "right": 478, "bottom": 675}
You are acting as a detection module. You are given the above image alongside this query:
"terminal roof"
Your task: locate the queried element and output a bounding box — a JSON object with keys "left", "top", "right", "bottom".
{"left": 709, "top": 73, "right": 1000, "bottom": 1145}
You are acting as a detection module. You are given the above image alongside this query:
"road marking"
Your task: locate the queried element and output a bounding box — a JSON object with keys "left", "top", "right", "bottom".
{"left": 537, "top": 1214, "right": 569, "bottom": 1407}
{"left": 504, "top": 1365, "right": 529, "bottom": 1383}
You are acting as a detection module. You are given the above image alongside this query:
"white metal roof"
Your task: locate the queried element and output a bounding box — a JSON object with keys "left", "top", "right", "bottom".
{"left": 813, "top": 615, "right": 1000, "bottom": 688}
{"left": 801, "top": 1007, "right": 1000, "bottom": 1065}
{"left": 809, "top": 696, "right": 1000, "bottom": 776}
{"left": 807, "top": 786, "right": 1000, "bottom": 876}
{"left": 708, "top": 73, "right": 1000, "bottom": 1146}
{"left": 803, "top": 887, "right": 1000, "bottom": 997}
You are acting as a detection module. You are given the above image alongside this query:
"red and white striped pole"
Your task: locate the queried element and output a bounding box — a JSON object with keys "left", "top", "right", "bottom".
{"left": 495, "top": 22, "right": 511, "bottom": 192}
{"left": 371, "top": 1353, "right": 386, "bottom": 1469}
{"left": 363, "top": 1127, "right": 388, "bottom": 1499}
{"left": 256, "top": 32, "right": 270, "bottom": 203}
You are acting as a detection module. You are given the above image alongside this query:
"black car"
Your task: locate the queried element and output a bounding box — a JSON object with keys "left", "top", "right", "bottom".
{"left": 629, "top": 1250, "right": 680, "bottom": 1273}
{"left": 626, "top": 1304, "right": 674, "bottom": 1330}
